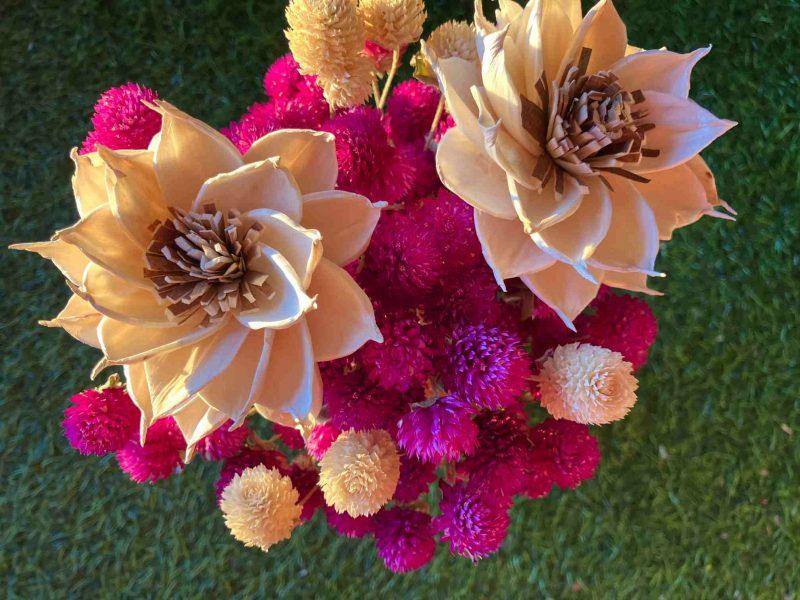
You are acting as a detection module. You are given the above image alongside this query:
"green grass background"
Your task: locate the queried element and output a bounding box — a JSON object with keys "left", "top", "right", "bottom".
{"left": 1, "top": 0, "right": 798, "bottom": 597}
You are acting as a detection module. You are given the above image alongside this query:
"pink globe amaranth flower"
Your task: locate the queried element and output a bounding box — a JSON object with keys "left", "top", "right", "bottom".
{"left": 215, "top": 447, "right": 288, "bottom": 503}
{"left": 80, "top": 83, "right": 161, "bottom": 154}
{"left": 424, "top": 188, "right": 483, "bottom": 271}
{"left": 434, "top": 481, "right": 511, "bottom": 561}
{"left": 458, "top": 411, "right": 534, "bottom": 498}
{"left": 396, "top": 144, "right": 440, "bottom": 200}
{"left": 358, "top": 308, "right": 435, "bottom": 392}
{"left": 363, "top": 209, "right": 446, "bottom": 299}
{"left": 323, "top": 107, "right": 416, "bottom": 203}
{"left": 530, "top": 419, "right": 600, "bottom": 490}
{"left": 263, "top": 53, "right": 305, "bottom": 98}
{"left": 220, "top": 108, "right": 279, "bottom": 154}
{"left": 437, "top": 266, "right": 509, "bottom": 327}
{"left": 393, "top": 454, "right": 437, "bottom": 503}
{"left": 62, "top": 387, "right": 138, "bottom": 456}
{"left": 325, "top": 504, "right": 375, "bottom": 538}
{"left": 323, "top": 368, "right": 409, "bottom": 433}
{"left": 574, "top": 291, "right": 658, "bottom": 371}
{"left": 434, "top": 113, "right": 455, "bottom": 143}
{"left": 272, "top": 423, "right": 305, "bottom": 450}
{"left": 374, "top": 508, "right": 435, "bottom": 573}
{"left": 363, "top": 40, "right": 407, "bottom": 72}
{"left": 396, "top": 394, "right": 477, "bottom": 464}
{"left": 442, "top": 322, "right": 531, "bottom": 410}
{"left": 195, "top": 420, "right": 250, "bottom": 461}
{"left": 384, "top": 80, "right": 441, "bottom": 145}
{"left": 523, "top": 461, "right": 554, "bottom": 499}
{"left": 305, "top": 422, "right": 341, "bottom": 461}
{"left": 287, "top": 462, "right": 323, "bottom": 522}
{"left": 115, "top": 417, "right": 185, "bottom": 484}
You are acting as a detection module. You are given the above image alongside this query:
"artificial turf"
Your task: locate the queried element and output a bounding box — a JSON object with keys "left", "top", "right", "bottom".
{"left": 1, "top": 0, "right": 798, "bottom": 597}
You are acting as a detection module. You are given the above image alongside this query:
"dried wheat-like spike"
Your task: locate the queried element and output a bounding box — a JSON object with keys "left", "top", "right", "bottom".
{"left": 358, "top": 0, "right": 426, "bottom": 50}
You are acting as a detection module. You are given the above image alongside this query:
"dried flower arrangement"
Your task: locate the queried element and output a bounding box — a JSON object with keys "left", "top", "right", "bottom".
{"left": 11, "top": 0, "right": 734, "bottom": 572}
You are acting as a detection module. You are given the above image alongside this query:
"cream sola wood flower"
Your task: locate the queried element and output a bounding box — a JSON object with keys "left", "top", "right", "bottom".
{"left": 12, "top": 102, "right": 383, "bottom": 454}
{"left": 427, "top": 0, "right": 736, "bottom": 328}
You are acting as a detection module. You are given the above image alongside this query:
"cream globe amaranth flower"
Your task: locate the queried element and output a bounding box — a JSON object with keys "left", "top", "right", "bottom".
{"left": 428, "top": 0, "right": 736, "bottom": 328}
{"left": 12, "top": 101, "right": 383, "bottom": 456}
{"left": 220, "top": 465, "right": 302, "bottom": 552}
{"left": 536, "top": 342, "right": 638, "bottom": 424}
{"left": 319, "top": 428, "right": 400, "bottom": 517}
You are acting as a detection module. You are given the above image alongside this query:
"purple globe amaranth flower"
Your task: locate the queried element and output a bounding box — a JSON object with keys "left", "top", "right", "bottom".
{"left": 62, "top": 386, "right": 138, "bottom": 456}
{"left": 443, "top": 322, "right": 531, "bottom": 410}
{"left": 434, "top": 481, "right": 511, "bottom": 561}
{"left": 393, "top": 454, "right": 437, "bottom": 503}
{"left": 396, "top": 393, "right": 477, "bottom": 464}
{"left": 374, "top": 508, "right": 436, "bottom": 573}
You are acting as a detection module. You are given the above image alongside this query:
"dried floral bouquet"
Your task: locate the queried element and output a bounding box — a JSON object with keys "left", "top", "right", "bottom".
{"left": 11, "top": 0, "right": 735, "bottom": 572}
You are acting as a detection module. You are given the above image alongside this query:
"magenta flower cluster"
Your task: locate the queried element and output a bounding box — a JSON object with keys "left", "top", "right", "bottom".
{"left": 63, "top": 56, "right": 660, "bottom": 573}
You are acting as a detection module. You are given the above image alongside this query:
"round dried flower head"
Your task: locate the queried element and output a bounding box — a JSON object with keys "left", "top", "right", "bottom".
{"left": 359, "top": 0, "right": 426, "bottom": 50}
{"left": 537, "top": 343, "right": 639, "bottom": 425}
{"left": 285, "top": 0, "right": 376, "bottom": 108}
{"left": 220, "top": 465, "right": 302, "bottom": 553}
{"left": 319, "top": 429, "right": 400, "bottom": 517}
{"left": 425, "top": 20, "right": 477, "bottom": 62}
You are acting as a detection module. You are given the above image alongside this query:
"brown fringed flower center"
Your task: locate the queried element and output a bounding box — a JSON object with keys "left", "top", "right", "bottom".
{"left": 524, "top": 48, "right": 659, "bottom": 192}
{"left": 144, "top": 205, "right": 269, "bottom": 324}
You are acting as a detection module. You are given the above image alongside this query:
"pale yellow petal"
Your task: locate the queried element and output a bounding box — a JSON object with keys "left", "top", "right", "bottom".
{"left": 98, "top": 310, "right": 220, "bottom": 364}
{"left": 521, "top": 262, "right": 604, "bottom": 330}
{"left": 588, "top": 175, "right": 660, "bottom": 275}
{"left": 150, "top": 101, "right": 243, "bottom": 211}
{"left": 9, "top": 239, "right": 89, "bottom": 286}
{"left": 635, "top": 162, "right": 712, "bottom": 240}
{"left": 254, "top": 320, "right": 321, "bottom": 423}
{"left": 478, "top": 26, "right": 540, "bottom": 155}
{"left": 198, "top": 329, "right": 274, "bottom": 424}
{"left": 172, "top": 399, "right": 228, "bottom": 453}
{"left": 531, "top": 179, "right": 612, "bottom": 279}
{"left": 472, "top": 86, "right": 542, "bottom": 190}
{"left": 192, "top": 159, "right": 303, "bottom": 222}
{"left": 71, "top": 149, "right": 108, "bottom": 217}
{"left": 236, "top": 243, "right": 315, "bottom": 330}
{"left": 54, "top": 205, "right": 146, "bottom": 284}
{"left": 244, "top": 129, "right": 337, "bottom": 195}
{"left": 474, "top": 208, "right": 556, "bottom": 290}
{"left": 686, "top": 155, "right": 736, "bottom": 216}
{"left": 610, "top": 47, "right": 710, "bottom": 99}
{"left": 540, "top": 0, "right": 576, "bottom": 84}
{"left": 96, "top": 146, "right": 169, "bottom": 246}
{"left": 123, "top": 362, "right": 154, "bottom": 444}
{"left": 603, "top": 271, "right": 663, "bottom": 296}
{"left": 300, "top": 191, "right": 383, "bottom": 267}
{"left": 39, "top": 294, "right": 102, "bottom": 349}
{"left": 632, "top": 91, "right": 736, "bottom": 173}
{"left": 143, "top": 319, "right": 253, "bottom": 420}
{"left": 305, "top": 258, "right": 382, "bottom": 362}
{"left": 508, "top": 173, "right": 584, "bottom": 234}
{"left": 245, "top": 209, "right": 322, "bottom": 289}
{"left": 79, "top": 262, "right": 171, "bottom": 326}
{"left": 436, "top": 127, "right": 517, "bottom": 220}
{"left": 425, "top": 51, "right": 484, "bottom": 148}
{"left": 559, "top": 0, "right": 627, "bottom": 77}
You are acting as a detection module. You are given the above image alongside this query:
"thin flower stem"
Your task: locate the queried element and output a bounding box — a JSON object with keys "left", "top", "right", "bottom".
{"left": 299, "top": 484, "right": 319, "bottom": 506}
{"left": 425, "top": 95, "right": 446, "bottom": 149}
{"left": 372, "top": 79, "right": 382, "bottom": 108}
{"left": 378, "top": 49, "right": 401, "bottom": 110}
